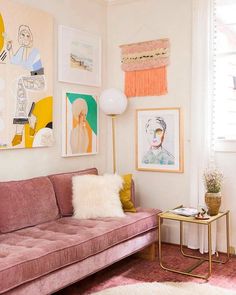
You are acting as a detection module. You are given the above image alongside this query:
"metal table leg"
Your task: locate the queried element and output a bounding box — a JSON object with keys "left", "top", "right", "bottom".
{"left": 158, "top": 214, "right": 230, "bottom": 280}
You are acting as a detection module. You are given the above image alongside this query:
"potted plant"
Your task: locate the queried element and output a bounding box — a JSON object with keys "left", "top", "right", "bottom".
{"left": 204, "top": 168, "right": 223, "bottom": 216}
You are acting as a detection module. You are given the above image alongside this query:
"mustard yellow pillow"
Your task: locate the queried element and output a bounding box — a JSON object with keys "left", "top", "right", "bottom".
{"left": 119, "top": 174, "right": 136, "bottom": 213}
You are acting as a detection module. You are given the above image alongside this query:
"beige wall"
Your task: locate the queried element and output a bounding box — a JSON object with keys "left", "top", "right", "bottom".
{"left": 0, "top": 0, "right": 108, "bottom": 181}
{"left": 107, "top": 0, "right": 192, "bottom": 243}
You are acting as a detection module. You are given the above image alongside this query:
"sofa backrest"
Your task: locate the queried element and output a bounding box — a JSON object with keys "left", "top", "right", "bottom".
{"left": 48, "top": 168, "right": 98, "bottom": 216}
{"left": 49, "top": 169, "right": 136, "bottom": 217}
{"left": 0, "top": 176, "right": 59, "bottom": 233}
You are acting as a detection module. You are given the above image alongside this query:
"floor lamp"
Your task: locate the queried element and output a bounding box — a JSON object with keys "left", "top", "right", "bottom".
{"left": 99, "top": 88, "right": 127, "bottom": 174}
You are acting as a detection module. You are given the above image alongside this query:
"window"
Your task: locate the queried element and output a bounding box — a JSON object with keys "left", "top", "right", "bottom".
{"left": 214, "top": 0, "right": 236, "bottom": 151}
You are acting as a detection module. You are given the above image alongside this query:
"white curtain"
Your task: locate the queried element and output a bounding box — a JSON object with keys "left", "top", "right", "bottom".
{"left": 188, "top": 0, "right": 217, "bottom": 254}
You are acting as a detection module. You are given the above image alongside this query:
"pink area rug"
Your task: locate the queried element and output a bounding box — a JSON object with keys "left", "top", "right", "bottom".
{"left": 54, "top": 244, "right": 236, "bottom": 295}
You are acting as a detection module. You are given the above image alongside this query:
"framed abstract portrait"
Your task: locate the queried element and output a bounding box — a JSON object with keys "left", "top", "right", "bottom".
{"left": 58, "top": 25, "right": 101, "bottom": 86}
{"left": 136, "top": 108, "right": 184, "bottom": 173}
{"left": 0, "top": 0, "right": 53, "bottom": 150}
{"left": 62, "top": 92, "right": 98, "bottom": 157}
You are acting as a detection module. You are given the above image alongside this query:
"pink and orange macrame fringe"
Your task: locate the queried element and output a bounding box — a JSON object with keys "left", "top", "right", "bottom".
{"left": 120, "top": 39, "right": 170, "bottom": 97}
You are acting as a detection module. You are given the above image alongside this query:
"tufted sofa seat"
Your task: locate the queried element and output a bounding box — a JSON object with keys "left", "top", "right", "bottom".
{"left": 0, "top": 168, "right": 161, "bottom": 295}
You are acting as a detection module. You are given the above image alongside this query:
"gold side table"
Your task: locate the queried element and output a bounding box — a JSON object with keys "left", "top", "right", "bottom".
{"left": 158, "top": 207, "right": 230, "bottom": 280}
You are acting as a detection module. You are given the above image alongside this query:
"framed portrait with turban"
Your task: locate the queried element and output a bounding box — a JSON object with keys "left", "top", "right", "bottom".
{"left": 136, "top": 108, "right": 183, "bottom": 172}
{"left": 62, "top": 91, "right": 98, "bottom": 157}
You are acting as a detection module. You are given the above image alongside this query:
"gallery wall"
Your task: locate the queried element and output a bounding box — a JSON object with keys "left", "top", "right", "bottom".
{"left": 106, "top": 0, "right": 192, "bottom": 244}
{"left": 0, "top": 0, "right": 108, "bottom": 181}
{"left": 1, "top": 0, "right": 234, "bottom": 251}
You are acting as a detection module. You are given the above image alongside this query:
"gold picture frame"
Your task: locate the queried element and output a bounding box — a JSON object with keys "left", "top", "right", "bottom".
{"left": 136, "top": 108, "right": 184, "bottom": 173}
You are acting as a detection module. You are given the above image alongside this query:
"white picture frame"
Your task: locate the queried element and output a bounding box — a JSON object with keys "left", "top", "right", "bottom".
{"left": 62, "top": 91, "right": 99, "bottom": 157}
{"left": 58, "top": 25, "right": 101, "bottom": 86}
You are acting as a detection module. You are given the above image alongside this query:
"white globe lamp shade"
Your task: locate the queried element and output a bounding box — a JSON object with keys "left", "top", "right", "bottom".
{"left": 99, "top": 88, "right": 127, "bottom": 116}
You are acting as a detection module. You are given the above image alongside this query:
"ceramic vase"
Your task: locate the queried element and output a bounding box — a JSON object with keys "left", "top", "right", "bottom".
{"left": 205, "top": 192, "right": 222, "bottom": 216}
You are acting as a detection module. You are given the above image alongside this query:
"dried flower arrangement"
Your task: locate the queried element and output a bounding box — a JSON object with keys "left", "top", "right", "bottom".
{"left": 204, "top": 168, "right": 223, "bottom": 193}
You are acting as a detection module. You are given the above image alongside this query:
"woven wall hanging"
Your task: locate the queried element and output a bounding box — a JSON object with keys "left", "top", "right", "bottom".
{"left": 120, "top": 39, "right": 170, "bottom": 97}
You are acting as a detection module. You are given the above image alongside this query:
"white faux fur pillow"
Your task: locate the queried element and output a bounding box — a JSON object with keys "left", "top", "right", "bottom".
{"left": 72, "top": 174, "right": 125, "bottom": 219}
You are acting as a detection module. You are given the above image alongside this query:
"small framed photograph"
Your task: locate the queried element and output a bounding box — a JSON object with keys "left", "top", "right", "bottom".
{"left": 58, "top": 25, "right": 101, "bottom": 86}
{"left": 136, "top": 108, "right": 184, "bottom": 173}
{"left": 62, "top": 91, "right": 98, "bottom": 157}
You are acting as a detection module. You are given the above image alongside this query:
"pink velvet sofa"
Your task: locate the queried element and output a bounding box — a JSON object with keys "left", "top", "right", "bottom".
{"left": 0, "top": 168, "right": 160, "bottom": 295}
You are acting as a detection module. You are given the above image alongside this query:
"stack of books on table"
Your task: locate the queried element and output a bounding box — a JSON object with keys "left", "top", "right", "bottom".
{"left": 169, "top": 207, "right": 198, "bottom": 217}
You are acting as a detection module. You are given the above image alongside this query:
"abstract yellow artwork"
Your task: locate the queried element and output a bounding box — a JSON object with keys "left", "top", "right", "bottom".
{"left": 0, "top": 0, "right": 53, "bottom": 149}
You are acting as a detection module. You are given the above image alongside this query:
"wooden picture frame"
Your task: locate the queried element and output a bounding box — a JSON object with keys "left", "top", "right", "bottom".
{"left": 136, "top": 108, "right": 184, "bottom": 173}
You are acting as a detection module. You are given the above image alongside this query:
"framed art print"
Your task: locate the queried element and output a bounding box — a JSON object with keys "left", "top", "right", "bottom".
{"left": 0, "top": 0, "right": 53, "bottom": 150}
{"left": 62, "top": 91, "right": 98, "bottom": 157}
{"left": 58, "top": 25, "right": 101, "bottom": 86}
{"left": 136, "top": 108, "right": 183, "bottom": 173}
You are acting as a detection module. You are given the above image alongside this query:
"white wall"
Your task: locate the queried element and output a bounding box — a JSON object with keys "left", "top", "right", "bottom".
{"left": 216, "top": 153, "right": 236, "bottom": 251}
{"left": 0, "top": 0, "right": 108, "bottom": 181}
{"left": 107, "top": 0, "right": 192, "bottom": 243}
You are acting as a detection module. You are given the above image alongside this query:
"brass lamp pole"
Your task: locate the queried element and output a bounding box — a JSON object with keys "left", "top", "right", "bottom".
{"left": 99, "top": 89, "right": 128, "bottom": 174}
{"left": 111, "top": 115, "right": 116, "bottom": 173}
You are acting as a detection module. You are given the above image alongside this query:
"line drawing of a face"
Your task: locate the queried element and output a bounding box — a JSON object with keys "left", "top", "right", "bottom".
{"left": 145, "top": 116, "right": 167, "bottom": 149}
{"left": 18, "top": 25, "right": 33, "bottom": 48}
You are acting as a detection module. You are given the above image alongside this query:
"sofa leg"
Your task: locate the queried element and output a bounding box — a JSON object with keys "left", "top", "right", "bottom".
{"left": 135, "top": 242, "right": 157, "bottom": 261}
